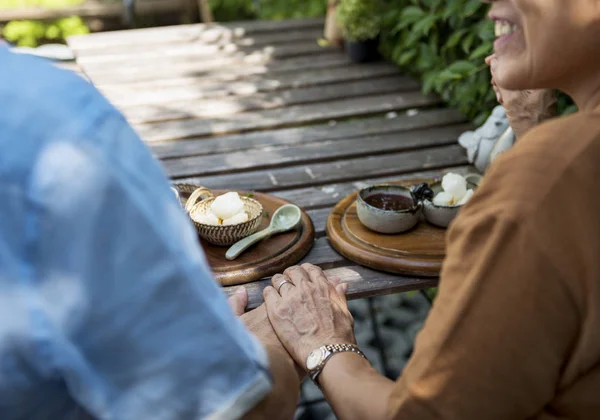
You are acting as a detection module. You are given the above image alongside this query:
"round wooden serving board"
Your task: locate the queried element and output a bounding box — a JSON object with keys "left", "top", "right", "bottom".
{"left": 326, "top": 181, "right": 446, "bottom": 277}
{"left": 179, "top": 188, "right": 315, "bottom": 286}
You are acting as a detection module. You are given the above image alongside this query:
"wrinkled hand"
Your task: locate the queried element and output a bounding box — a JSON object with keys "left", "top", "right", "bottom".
{"left": 263, "top": 263, "right": 355, "bottom": 369}
{"left": 486, "top": 54, "right": 557, "bottom": 138}
{"left": 228, "top": 287, "right": 305, "bottom": 378}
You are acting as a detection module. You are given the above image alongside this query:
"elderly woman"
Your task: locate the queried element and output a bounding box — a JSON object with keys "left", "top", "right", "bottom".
{"left": 459, "top": 54, "right": 558, "bottom": 172}
{"left": 258, "top": 0, "right": 600, "bottom": 418}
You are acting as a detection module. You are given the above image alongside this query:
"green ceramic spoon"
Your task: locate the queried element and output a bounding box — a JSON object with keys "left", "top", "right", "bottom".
{"left": 225, "top": 204, "right": 302, "bottom": 261}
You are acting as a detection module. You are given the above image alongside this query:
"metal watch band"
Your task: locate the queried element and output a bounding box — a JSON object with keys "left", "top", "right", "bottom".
{"left": 308, "top": 343, "right": 368, "bottom": 385}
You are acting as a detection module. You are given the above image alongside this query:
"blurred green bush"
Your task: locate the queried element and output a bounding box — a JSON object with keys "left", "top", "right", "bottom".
{"left": 1, "top": 0, "right": 89, "bottom": 47}
{"left": 380, "top": 0, "right": 498, "bottom": 125}
{"left": 337, "top": 0, "right": 381, "bottom": 43}
{"left": 258, "top": 0, "right": 325, "bottom": 20}
{"left": 209, "top": 0, "right": 325, "bottom": 22}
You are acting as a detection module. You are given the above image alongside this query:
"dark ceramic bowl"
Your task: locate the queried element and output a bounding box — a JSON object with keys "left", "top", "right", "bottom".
{"left": 356, "top": 185, "right": 422, "bottom": 234}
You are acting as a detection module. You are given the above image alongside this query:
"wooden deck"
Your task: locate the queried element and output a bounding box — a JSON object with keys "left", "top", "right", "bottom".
{"left": 67, "top": 18, "right": 474, "bottom": 309}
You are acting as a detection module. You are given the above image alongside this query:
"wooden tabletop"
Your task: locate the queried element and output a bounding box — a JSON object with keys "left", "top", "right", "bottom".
{"left": 67, "top": 18, "right": 474, "bottom": 309}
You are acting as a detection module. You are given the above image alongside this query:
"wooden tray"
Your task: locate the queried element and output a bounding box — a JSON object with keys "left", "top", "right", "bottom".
{"left": 178, "top": 187, "right": 315, "bottom": 286}
{"left": 326, "top": 180, "right": 445, "bottom": 277}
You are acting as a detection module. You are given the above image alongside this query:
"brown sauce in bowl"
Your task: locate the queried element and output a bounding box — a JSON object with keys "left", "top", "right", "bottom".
{"left": 364, "top": 193, "right": 414, "bottom": 211}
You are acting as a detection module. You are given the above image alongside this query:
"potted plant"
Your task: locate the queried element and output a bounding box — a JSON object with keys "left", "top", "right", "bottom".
{"left": 336, "top": 0, "right": 381, "bottom": 63}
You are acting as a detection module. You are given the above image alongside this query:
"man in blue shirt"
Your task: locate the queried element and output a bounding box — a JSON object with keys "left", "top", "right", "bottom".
{"left": 0, "top": 46, "right": 299, "bottom": 418}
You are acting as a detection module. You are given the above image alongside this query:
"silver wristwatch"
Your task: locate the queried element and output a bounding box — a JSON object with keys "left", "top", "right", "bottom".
{"left": 306, "top": 343, "right": 367, "bottom": 385}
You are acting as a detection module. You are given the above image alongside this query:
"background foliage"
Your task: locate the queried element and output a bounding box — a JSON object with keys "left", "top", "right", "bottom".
{"left": 379, "top": 0, "right": 575, "bottom": 124}
{"left": 336, "top": 0, "right": 381, "bottom": 42}
{"left": 1, "top": 0, "right": 88, "bottom": 47}
{"left": 380, "top": 0, "right": 497, "bottom": 125}
{"left": 209, "top": 0, "right": 325, "bottom": 22}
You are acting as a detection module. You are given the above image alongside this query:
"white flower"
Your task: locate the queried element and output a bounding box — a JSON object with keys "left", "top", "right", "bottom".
{"left": 441, "top": 173, "right": 467, "bottom": 202}
{"left": 433, "top": 191, "right": 455, "bottom": 206}
{"left": 457, "top": 189, "right": 474, "bottom": 206}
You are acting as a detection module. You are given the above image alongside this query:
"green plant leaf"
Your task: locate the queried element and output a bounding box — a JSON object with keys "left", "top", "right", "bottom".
{"left": 446, "top": 28, "right": 467, "bottom": 48}
{"left": 422, "top": 71, "right": 437, "bottom": 94}
{"left": 469, "top": 42, "right": 492, "bottom": 60}
{"left": 436, "top": 69, "right": 462, "bottom": 82}
{"left": 477, "top": 19, "right": 495, "bottom": 41}
{"left": 464, "top": 0, "right": 483, "bottom": 16}
{"left": 401, "top": 5, "right": 426, "bottom": 21}
{"left": 461, "top": 32, "right": 476, "bottom": 53}
{"left": 412, "top": 14, "right": 438, "bottom": 36}
{"left": 446, "top": 60, "right": 477, "bottom": 75}
{"left": 398, "top": 49, "right": 417, "bottom": 65}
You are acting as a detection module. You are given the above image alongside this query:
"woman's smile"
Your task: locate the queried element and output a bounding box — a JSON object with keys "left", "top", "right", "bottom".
{"left": 490, "top": 12, "right": 525, "bottom": 58}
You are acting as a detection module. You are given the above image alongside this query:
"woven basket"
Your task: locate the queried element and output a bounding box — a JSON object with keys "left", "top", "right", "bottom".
{"left": 178, "top": 185, "right": 263, "bottom": 246}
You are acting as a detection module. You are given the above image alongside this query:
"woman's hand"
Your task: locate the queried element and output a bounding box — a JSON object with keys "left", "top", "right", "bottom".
{"left": 263, "top": 263, "right": 355, "bottom": 369}
{"left": 486, "top": 54, "right": 557, "bottom": 138}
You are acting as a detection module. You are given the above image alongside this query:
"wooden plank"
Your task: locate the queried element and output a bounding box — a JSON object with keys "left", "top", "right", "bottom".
{"left": 163, "top": 124, "right": 471, "bottom": 178}
{"left": 299, "top": 237, "right": 345, "bottom": 266}
{"left": 101, "top": 61, "right": 399, "bottom": 95}
{"left": 136, "top": 92, "right": 442, "bottom": 142}
{"left": 223, "top": 264, "right": 438, "bottom": 310}
{"left": 68, "top": 18, "right": 324, "bottom": 52}
{"left": 73, "top": 27, "right": 323, "bottom": 58}
{"left": 122, "top": 76, "right": 419, "bottom": 123}
{"left": 152, "top": 109, "right": 468, "bottom": 159}
{"left": 176, "top": 144, "right": 468, "bottom": 191}
{"left": 80, "top": 51, "right": 351, "bottom": 84}
{"left": 307, "top": 208, "right": 338, "bottom": 237}
{"left": 78, "top": 40, "right": 332, "bottom": 73}
{"left": 0, "top": 0, "right": 187, "bottom": 23}
{"left": 103, "top": 62, "right": 402, "bottom": 105}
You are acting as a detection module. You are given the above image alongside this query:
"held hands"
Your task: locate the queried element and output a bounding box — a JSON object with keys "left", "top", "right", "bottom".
{"left": 486, "top": 54, "right": 557, "bottom": 138}
{"left": 262, "top": 264, "right": 355, "bottom": 368}
{"left": 228, "top": 263, "right": 355, "bottom": 371}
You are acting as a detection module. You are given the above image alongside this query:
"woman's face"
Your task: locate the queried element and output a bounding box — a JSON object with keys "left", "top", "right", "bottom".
{"left": 488, "top": 0, "right": 600, "bottom": 93}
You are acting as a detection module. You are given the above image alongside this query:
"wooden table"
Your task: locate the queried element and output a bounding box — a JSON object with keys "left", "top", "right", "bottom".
{"left": 67, "top": 18, "right": 474, "bottom": 309}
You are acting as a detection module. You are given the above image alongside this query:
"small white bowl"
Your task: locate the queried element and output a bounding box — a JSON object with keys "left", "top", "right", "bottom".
{"left": 422, "top": 180, "right": 478, "bottom": 228}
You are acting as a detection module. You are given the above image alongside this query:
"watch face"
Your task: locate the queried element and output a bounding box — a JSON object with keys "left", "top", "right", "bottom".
{"left": 306, "top": 348, "right": 326, "bottom": 370}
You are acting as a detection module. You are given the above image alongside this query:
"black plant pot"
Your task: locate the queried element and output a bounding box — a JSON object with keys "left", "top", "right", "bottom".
{"left": 345, "top": 38, "right": 380, "bottom": 63}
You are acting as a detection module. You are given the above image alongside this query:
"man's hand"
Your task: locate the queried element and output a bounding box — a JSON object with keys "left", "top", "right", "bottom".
{"left": 228, "top": 287, "right": 249, "bottom": 316}
{"left": 486, "top": 54, "right": 557, "bottom": 138}
{"left": 263, "top": 264, "right": 355, "bottom": 368}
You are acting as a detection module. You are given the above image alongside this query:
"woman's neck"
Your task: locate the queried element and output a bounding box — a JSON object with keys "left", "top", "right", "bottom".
{"left": 563, "top": 70, "right": 600, "bottom": 112}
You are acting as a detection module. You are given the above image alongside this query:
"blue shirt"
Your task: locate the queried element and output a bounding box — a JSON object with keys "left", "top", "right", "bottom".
{"left": 0, "top": 48, "right": 271, "bottom": 419}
